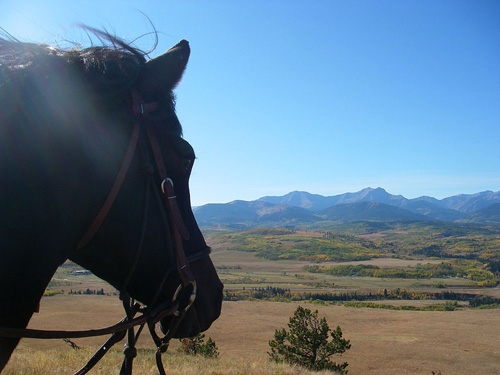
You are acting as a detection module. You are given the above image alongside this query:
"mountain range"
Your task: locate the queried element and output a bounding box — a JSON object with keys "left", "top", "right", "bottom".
{"left": 193, "top": 188, "right": 500, "bottom": 228}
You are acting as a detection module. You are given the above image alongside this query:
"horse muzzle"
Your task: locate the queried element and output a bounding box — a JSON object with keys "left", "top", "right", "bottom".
{"left": 160, "top": 256, "right": 223, "bottom": 338}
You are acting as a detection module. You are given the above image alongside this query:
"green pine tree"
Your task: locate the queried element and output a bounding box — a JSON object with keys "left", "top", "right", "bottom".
{"left": 268, "top": 306, "right": 351, "bottom": 373}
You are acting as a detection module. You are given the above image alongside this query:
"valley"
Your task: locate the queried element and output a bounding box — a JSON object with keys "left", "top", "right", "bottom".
{"left": 9, "top": 217, "right": 500, "bottom": 374}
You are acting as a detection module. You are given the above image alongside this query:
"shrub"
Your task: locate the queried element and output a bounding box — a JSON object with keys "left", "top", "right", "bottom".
{"left": 268, "top": 306, "right": 351, "bottom": 373}
{"left": 178, "top": 334, "right": 219, "bottom": 358}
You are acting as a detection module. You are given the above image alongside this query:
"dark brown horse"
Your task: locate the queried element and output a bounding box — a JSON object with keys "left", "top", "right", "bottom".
{"left": 0, "top": 31, "right": 223, "bottom": 371}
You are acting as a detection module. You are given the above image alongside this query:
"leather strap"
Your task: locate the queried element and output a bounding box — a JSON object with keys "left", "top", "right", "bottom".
{"left": 131, "top": 101, "right": 159, "bottom": 116}
{"left": 145, "top": 123, "right": 194, "bottom": 288}
{"left": 145, "top": 130, "right": 190, "bottom": 240}
{"left": 77, "top": 122, "right": 140, "bottom": 249}
{"left": 131, "top": 89, "right": 195, "bottom": 287}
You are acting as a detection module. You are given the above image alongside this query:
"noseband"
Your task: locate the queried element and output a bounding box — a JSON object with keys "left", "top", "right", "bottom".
{"left": 0, "top": 90, "right": 208, "bottom": 375}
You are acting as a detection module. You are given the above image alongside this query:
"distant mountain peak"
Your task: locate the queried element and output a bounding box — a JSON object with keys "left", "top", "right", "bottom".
{"left": 194, "top": 188, "right": 500, "bottom": 228}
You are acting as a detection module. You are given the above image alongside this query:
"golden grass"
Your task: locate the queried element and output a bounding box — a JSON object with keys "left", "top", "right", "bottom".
{"left": 4, "top": 295, "right": 500, "bottom": 374}
{"left": 7, "top": 249, "right": 500, "bottom": 374}
{"left": 5, "top": 348, "right": 331, "bottom": 375}
{"left": 209, "top": 301, "right": 500, "bottom": 375}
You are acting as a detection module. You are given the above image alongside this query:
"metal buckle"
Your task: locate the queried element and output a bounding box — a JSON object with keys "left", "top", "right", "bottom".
{"left": 161, "top": 178, "right": 174, "bottom": 195}
{"left": 171, "top": 281, "right": 197, "bottom": 315}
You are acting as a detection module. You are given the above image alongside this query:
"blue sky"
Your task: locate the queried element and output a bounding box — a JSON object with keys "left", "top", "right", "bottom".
{"left": 2, "top": 1, "right": 499, "bottom": 206}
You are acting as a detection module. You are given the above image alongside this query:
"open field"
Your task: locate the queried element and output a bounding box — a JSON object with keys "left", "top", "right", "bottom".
{"left": 7, "top": 224, "right": 500, "bottom": 374}
{"left": 4, "top": 295, "right": 500, "bottom": 374}
{"left": 210, "top": 246, "right": 500, "bottom": 298}
{"left": 48, "top": 225, "right": 500, "bottom": 298}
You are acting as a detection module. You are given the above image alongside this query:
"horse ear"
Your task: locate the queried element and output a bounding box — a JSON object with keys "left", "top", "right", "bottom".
{"left": 140, "top": 39, "right": 190, "bottom": 91}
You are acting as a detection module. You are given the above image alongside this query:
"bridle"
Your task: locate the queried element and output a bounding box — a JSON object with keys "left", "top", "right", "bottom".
{"left": 0, "top": 90, "right": 208, "bottom": 375}
{"left": 78, "top": 89, "right": 198, "bottom": 290}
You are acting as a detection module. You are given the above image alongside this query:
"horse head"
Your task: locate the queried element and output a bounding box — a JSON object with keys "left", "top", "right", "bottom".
{"left": 69, "top": 38, "right": 223, "bottom": 338}
{"left": 0, "top": 33, "right": 223, "bottom": 371}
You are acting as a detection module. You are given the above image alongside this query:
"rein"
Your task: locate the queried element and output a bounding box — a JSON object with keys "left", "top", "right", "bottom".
{"left": 0, "top": 91, "right": 202, "bottom": 375}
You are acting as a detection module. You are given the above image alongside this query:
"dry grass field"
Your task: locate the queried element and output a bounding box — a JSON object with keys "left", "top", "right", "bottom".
{"left": 5, "top": 239, "right": 500, "bottom": 374}
{"left": 210, "top": 246, "right": 500, "bottom": 296}
{"left": 4, "top": 295, "right": 500, "bottom": 374}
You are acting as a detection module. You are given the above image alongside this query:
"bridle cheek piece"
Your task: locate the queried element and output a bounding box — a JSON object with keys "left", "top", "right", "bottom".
{"left": 80, "top": 90, "right": 200, "bottom": 375}
{"left": 83, "top": 89, "right": 201, "bottom": 375}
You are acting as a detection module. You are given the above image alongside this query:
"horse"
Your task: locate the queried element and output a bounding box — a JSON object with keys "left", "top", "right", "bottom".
{"left": 0, "top": 30, "right": 223, "bottom": 372}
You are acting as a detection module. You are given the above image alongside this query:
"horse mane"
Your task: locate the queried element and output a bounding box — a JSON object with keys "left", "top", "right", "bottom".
{"left": 0, "top": 28, "right": 182, "bottom": 135}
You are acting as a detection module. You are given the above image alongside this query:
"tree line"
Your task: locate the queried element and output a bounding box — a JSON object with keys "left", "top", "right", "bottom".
{"left": 223, "top": 287, "right": 497, "bottom": 307}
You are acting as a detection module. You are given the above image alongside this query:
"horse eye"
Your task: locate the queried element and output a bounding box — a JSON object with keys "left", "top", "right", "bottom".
{"left": 182, "top": 158, "right": 193, "bottom": 172}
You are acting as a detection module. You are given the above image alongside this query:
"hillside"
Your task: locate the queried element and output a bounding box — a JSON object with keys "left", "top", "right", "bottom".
{"left": 460, "top": 203, "right": 500, "bottom": 224}
{"left": 194, "top": 200, "right": 319, "bottom": 229}
{"left": 317, "top": 201, "right": 428, "bottom": 222}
